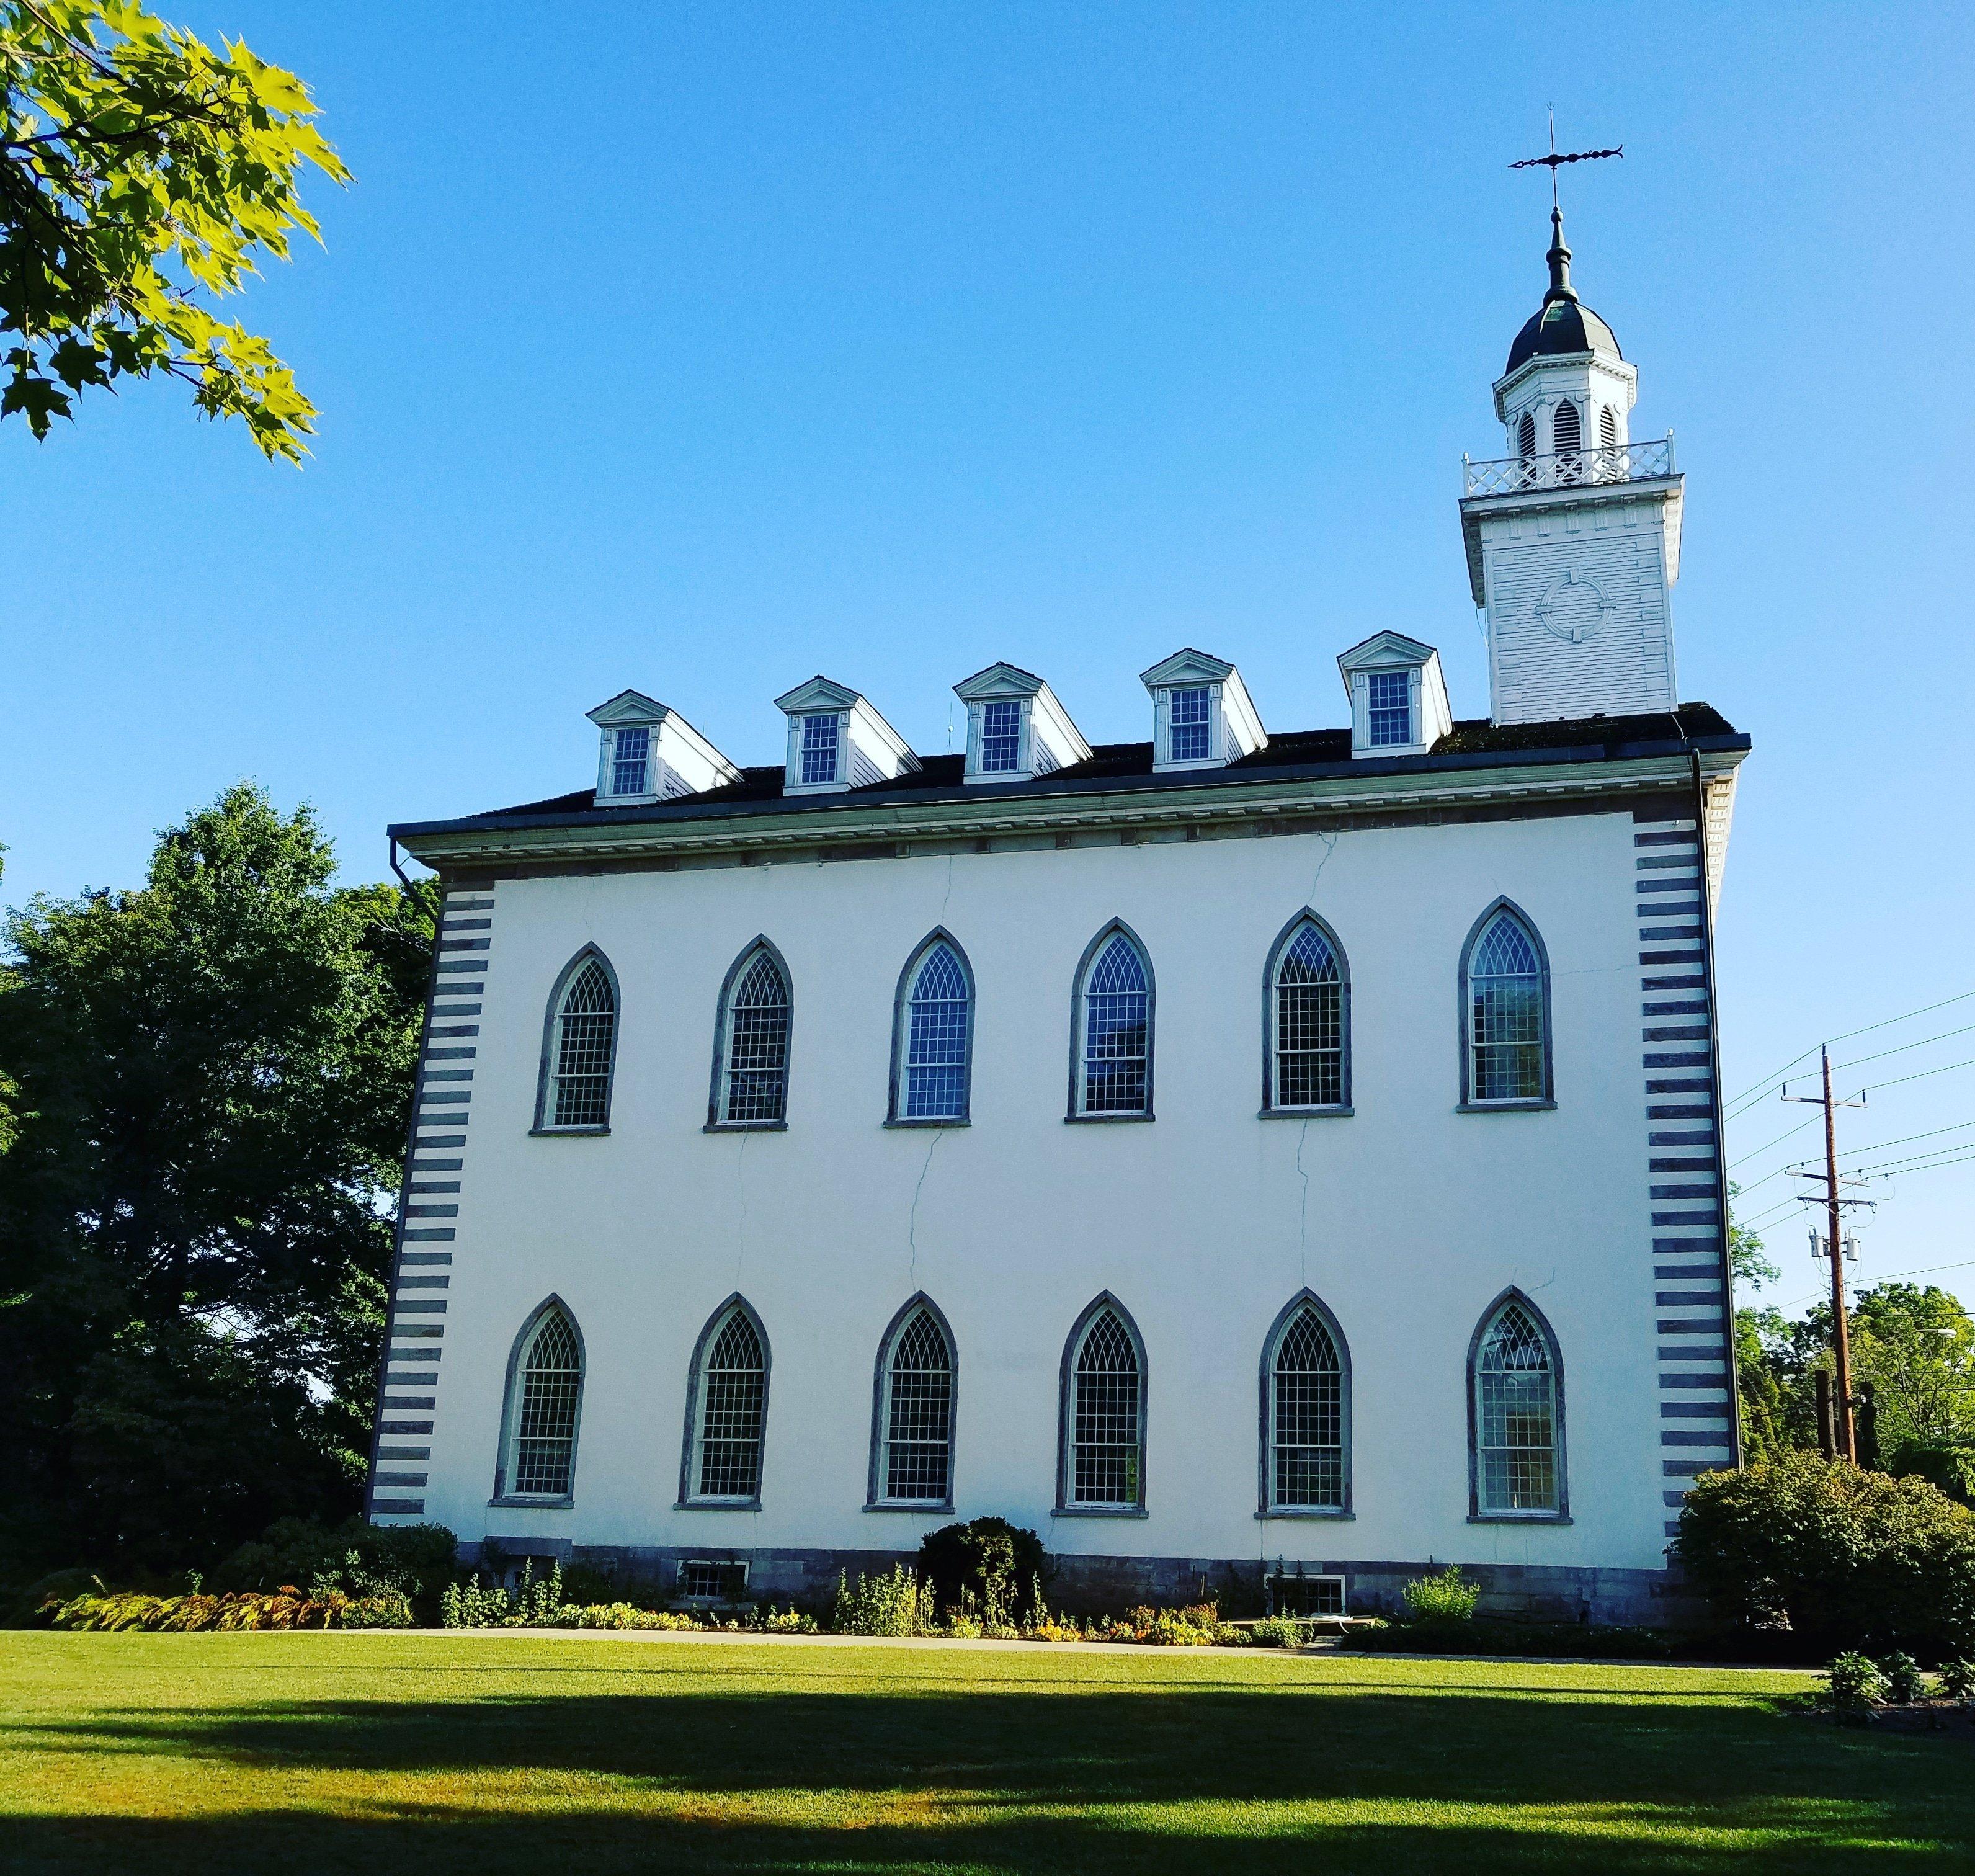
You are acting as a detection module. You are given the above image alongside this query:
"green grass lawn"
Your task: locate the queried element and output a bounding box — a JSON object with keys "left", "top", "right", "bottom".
{"left": 2, "top": 1632, "right": 1968, "bottom": 1874}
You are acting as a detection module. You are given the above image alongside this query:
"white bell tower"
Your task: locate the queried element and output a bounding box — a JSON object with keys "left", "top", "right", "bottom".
{"left": 1459, "top": 208, "right": 1684, "bottom": 725}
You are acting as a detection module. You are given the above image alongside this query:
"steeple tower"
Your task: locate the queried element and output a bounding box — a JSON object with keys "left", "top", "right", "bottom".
{"left": 1460, "top": 212, "right": 1683, "bottom": 725}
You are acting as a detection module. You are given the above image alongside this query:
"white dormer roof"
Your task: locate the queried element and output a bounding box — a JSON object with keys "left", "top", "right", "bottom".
{"left": 773, "top": 675, "right": 921, "bottom": 795}
{"left": 952, "top": 663, "right": 1091, "bottom": 782}
{"left": 586, "top": 690, "right": 740, "bottom": 802}
{"left": 1139, "top": 648, "right": 1266, "bottom": 770}
{"left": 1334, "top": 633, "right": 1453, "bottom": 759}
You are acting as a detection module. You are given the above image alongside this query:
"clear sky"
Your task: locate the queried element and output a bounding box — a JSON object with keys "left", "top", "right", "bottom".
{"left": 4, "top": 4, "right": 1973, "bottom": 1318}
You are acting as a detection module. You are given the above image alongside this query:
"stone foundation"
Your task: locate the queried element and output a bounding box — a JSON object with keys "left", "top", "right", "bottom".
{"left": 458, "top": 1535, "right": 1704, "bottom": 1630}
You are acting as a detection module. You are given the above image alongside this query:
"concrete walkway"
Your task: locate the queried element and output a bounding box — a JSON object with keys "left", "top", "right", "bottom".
{"left": 329, "top": 1627, "right": 1796, "bottom": 1672}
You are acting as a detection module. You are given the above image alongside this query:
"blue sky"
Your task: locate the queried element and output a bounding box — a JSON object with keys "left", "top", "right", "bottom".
{"left": 4, "top": 3, "right": 1973, "bottom": 1317}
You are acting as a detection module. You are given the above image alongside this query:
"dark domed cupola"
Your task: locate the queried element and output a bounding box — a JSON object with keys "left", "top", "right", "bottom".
{"left": 1505, "top": 207, "right": 1621, "bottom": 372}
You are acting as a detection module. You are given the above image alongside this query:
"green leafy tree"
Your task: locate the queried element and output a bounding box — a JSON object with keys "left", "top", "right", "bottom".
{"left": 0, "top": 787, "right": 432, "bottom": 1575}
{"left": 1, "top": 0, "right": 346, "bottom": 458}
{"left": 1727, "top": 1186, "right": 1787, "bottom": 1457}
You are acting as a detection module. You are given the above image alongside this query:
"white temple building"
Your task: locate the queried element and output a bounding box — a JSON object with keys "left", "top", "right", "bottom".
{"left": 370, "top": 207, "right": 1749, "bottom": 1623}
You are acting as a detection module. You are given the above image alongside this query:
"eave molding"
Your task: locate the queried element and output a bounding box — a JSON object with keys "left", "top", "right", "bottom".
{"left": 397, "top": 750, "right": 1746, "bottom": 872}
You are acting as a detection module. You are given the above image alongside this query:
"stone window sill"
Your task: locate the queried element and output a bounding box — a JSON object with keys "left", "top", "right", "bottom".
{"left": 488, "top": 1494, "right": 574, "bottom": 1511}
{"left": 529, "top": 1125, "right": 609, "bottom": 1137}
{"left": 703, "top": 1121, "right": 788, "bottom": 1134}
{"left": 1257, "top": 1106, "right": 1354, "bottom": 1120}
{"left": 1052, "top": 1505, "right": 1149, "bottom": 1519}
{"left": 1257, "top": 1508, "right": 1355, "bottom": 1521}
{"left": 1456, "top": 1100, "right": 1557, "bottom": 1114}
{"left": 1468, "top": 1512, "right": 1572, "bottom": 1525}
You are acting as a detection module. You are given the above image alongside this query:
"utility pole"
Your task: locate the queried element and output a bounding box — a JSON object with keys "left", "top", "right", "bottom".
{"left": 1784, "top": 1046, "right": 1869, "bottom": 1460}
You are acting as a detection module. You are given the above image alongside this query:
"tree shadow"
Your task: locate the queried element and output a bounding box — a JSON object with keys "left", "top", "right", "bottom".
{"left": 9, "top": 1679, "right": 1971, "bottom": 1874}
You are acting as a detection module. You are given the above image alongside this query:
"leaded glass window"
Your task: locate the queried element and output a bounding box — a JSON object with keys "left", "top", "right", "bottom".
{"left": 800, "top": 712, "right": 840, "bottom": 786}
{"left": 1068, "top": 1307, "right": 1141, "bottom": 1507}
{"left": 720, "top": 949, "right": 791, "bottom": 1123}
{"left": 1271, "top": 922, "right": 1344, "bottom": 1108}
{"left": 509, "top": 1306, "right": 581, "bottom": 1496}
{"left": 979, "top": 699, "right": 1022, "bottom": 773}
{"left": 1366, "top": 670, "right": 1412, "bottom": 747}
{"left": 1269, "top": 1305, "right": 1344, "bottom": 1509}
{"left": 610, "top": 725, "right": 651, "bottom": 796}
{"left": 693, "top": 1306, "right": 767, "bottom": 1501}
{"left": 1474, "top": 1303, "right": 1559, "bottom": 1514}
{"left": 879, "top": 1307, "right": 953, "bottom": 1503}
{"left": 901, "top": 942, "right": 970, "bottom": 1120}
{"left": 1468, "top": 910, "right": 1545, "bottom": 1102}
{"left": 1077, "top": 932, "right": 1149, "bottom": 1116}
{"left": 1169, "top": 686, "right": 1212, "bottom": 762}
{"left": 548, "top": 958, "right": 615, "bottom": 1127}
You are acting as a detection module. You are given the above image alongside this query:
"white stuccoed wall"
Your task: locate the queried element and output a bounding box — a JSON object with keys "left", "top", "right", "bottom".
{"left": 412, "top": 805, "right": 1672, "bottom": 1583}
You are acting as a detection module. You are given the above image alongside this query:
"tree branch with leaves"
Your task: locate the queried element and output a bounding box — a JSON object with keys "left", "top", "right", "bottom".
{"left": 1, "top": 0, "right": 346, "bottom": 459}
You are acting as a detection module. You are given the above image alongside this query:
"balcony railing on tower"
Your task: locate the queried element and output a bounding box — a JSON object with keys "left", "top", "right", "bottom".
{"left": 1462, "top": 434, "right": 1675, "bottom": 498}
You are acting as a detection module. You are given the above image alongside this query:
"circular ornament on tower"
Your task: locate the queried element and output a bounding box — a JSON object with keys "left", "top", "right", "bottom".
{"left": 1533, "top": 570, "right": 1616, "bottom": 645}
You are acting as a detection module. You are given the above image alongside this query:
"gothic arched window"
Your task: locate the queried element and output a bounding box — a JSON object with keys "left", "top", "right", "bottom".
{"left": 1059, "top": 1298, "right": 1146, "bottom": 1510}
{"left": 1470, "top": 1294, "right": 1564, "bottom": 1516}
{"left": 870, "top": 1299, "right": 956, "bottom": 1507}
{"left": 1461, "top": 903, "right": 1551, "bottom": 1106}
{"left": 890, "top": 934, "right": 974, "bottom": 1123}
{"left": 682, "top": 1298, "right": 769, "bottom": 1504}
{"left": 710, "top": 941, "right": 792, "bottom": 1127}
{"left": 537, "top": 950, "right": 618, "bottom": 1130}
{"left": 1263, "top": 1295, "right": 1349, "bottom": 1512}
{"left": 497, "top": 1300, "right": 584, "bottom": 1501}
{"left": 1071, "top": 925, "right": 1153, "bottom": 1119}
{"left": 1264, "top": 913, "right": 1349, "bottom": 1111}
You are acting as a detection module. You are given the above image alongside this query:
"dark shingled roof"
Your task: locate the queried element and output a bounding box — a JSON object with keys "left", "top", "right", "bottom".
{"left": 1506, "top": 296, "right": 1621, "bottom": 374}
{"left": 463, "top": 705, "right": 1741, "bottom": 826}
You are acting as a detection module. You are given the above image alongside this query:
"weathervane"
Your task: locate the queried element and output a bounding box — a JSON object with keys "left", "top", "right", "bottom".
{"left": 1510, "top": 107, "right": 1622, "bottom": 210}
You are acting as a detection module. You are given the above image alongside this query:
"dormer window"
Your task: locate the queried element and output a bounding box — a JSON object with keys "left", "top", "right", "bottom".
{"left": 800, "top": 712, "right": 842, "bottom": 787}
{"left": 775, "top": 677, "right": 920, "bottom": 796}
{"left": 979, "top": 699, "right": 1022, "bottom": 774}
{"left": 1139, "top": 650, "right": 1266, "bottom": 772}
{"left": 953, "top": 664, "right": 1091, "bottom": 785}
{"left": 1169, "top": 687, "right": 1213, "bottom": 762}
{"left": 588, "top": 691, "right": 740, "bottom": 804}
{"left": 610, "top": 725, "right": 651, "bottom": 797}
{"left": 1365, "top": 671, "right": 1412, "bottom": 748}
{"left": 1335, "top": 633, "right": 1453, "bottom": 760}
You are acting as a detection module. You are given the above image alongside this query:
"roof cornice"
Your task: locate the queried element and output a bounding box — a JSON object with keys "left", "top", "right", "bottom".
{"left": 394, "top": 741, "right": 1748, "bottom": 872}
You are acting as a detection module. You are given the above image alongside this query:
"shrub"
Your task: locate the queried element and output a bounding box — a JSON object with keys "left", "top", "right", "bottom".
{"left": 1822, "top": 1651, "right": 1888, "bottom": 1714}
{"left": 546, "top": 1603, "right": 699, "bottom": 1631}
{"left": 1676, "top": 1452, "right": 1975, "bottom": 1655}
{"left": 753, "top": 1606, "right": 819, "bottom": 1635}
{"left": 44, "top": 1588, "right": 354, "bottom": 1632}
{"left": 1879, "top": 1650, "right": 1928, "bottom": 1703}
{"left": 1086, "top": 1603, "right": 1221, "bottom": 1646}
{"left": 1938, "top": 1659, "right": 1975, "bottom": 1700}
{"left": 917, "top": 1519, "right": 1050, "bottom": 1628}
{"left": 832, "top": 1565, "right": 934, "bottom": 1637}
{"left": 220, "top": 1518, "right": 457, "bottom": 1612}
{"left": 339, "top": 1589, "right": 415, "bottom": 1629}
{"left": 1401, "top": 1567, "right": 1480, "bottom": 1622}
{"left": 1249, "top": 1615, "right": 1307, "bottom": 1648}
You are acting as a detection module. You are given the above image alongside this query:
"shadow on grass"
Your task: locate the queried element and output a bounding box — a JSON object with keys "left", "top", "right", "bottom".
{"left": 9, "top": 1682, "right": 1971, "bottom": 1875}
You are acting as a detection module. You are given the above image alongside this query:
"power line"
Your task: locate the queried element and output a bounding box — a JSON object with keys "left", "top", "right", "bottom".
{"left": 1773, "top": 1257, "right": 1975, "bottom": 1314}
{"left": 1736, "top": 1117, "right": 1975, "bottom": 1195}
{"left": 1722, "top": 987, "right": 1975, "bottom": 1118}
{"left": 1832, "top": 1022, "right": 1975, "bottom": 1076}
{"left": 1728, "top": 1062, "right": 1975, "bottom": 1180}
